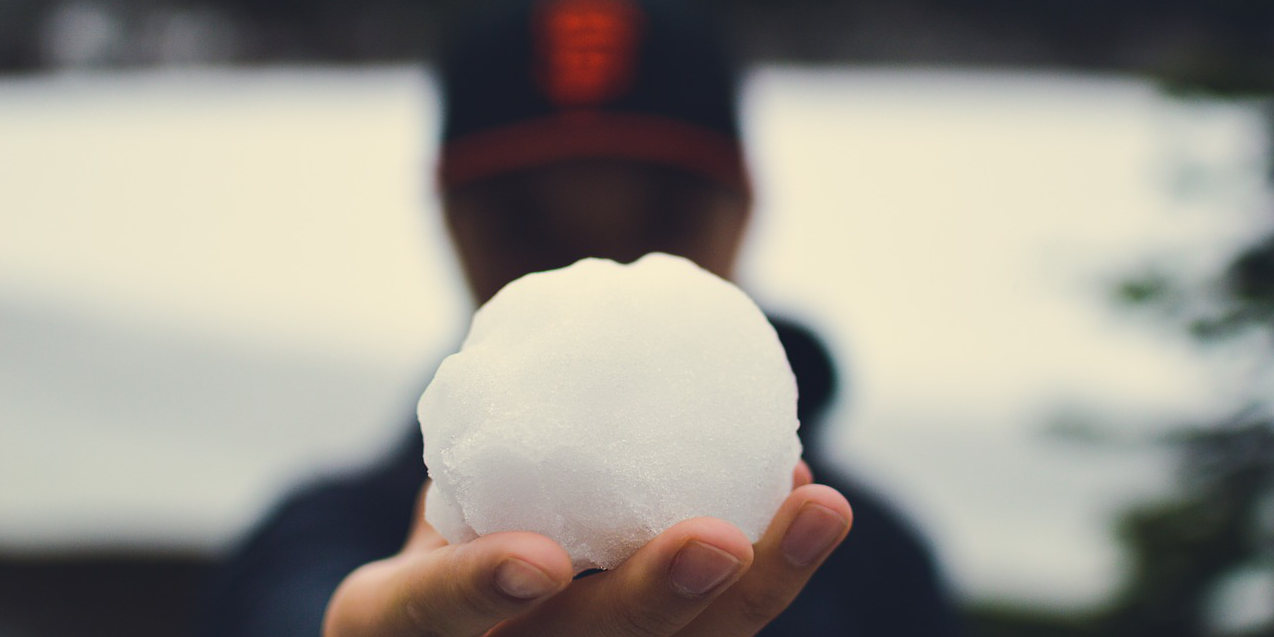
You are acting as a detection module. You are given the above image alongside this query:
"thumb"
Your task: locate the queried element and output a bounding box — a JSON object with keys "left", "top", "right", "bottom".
{"left": 325, "top": 483, "right": 574, "bottom": 637}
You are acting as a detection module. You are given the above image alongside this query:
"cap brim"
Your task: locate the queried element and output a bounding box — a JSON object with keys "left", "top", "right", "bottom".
{"left": 438, "top": 111, "right": 750, "bottom": 197}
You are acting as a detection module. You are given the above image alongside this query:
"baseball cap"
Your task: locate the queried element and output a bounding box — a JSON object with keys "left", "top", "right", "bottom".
{"left": 436, "top": 0, "right": 750, "bottom": 198}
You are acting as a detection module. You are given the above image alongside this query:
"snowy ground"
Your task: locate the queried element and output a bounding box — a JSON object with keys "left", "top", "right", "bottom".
{"left": 1, "top": 66, "right": 1269, "bottom": 610}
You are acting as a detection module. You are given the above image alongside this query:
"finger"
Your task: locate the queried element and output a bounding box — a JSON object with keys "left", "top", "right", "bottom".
{"left": 326, "top": 530, "right": 573, "bottom": 637}
{"left": 793, "top": 460, "right": 813, "bottom": 488}
{"left": 496, "top": 517, "right": 753, "bottom": 637}
{"left": 679, "top": 484, "right": 851, "bottom": 636}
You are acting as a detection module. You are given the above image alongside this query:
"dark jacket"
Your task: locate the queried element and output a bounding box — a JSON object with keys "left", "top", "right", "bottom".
{"left": 202, "top": 318, "right": 963, "bottom": 636}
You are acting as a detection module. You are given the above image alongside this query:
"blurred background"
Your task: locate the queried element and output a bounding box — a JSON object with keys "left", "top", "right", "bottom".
{"left": 3, "top": 1, "right": 1274, "bottom": 635}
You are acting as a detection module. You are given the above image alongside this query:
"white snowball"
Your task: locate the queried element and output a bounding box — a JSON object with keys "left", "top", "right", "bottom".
{"left": 418, "top": 253, "right": 801, "bottom": 570}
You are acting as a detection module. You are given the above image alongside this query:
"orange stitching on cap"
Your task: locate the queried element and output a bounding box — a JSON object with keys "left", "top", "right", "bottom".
{"left": 533, "top": 0, "right": 645, "bottom": 107}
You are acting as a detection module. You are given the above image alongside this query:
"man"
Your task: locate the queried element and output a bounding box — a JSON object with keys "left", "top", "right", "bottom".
{"left": 203, "top": 1, "right": 962, "bottom": 634}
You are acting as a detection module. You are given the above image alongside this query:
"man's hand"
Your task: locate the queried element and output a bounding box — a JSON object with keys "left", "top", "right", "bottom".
{"left": 324, "top": 462, "right": 850, "bottom": 637}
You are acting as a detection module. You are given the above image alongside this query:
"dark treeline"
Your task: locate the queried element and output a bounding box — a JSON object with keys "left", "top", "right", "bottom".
{"left": 3, "top": 0, "right": 1274, "bottom": 91}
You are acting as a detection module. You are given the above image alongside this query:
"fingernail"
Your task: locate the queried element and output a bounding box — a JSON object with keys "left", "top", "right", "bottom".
{"left": 781, "top": 504, "right": 848, "bottom": 567}
{"left": 669, "top": 541, "right": 742, "bottom": 598}
{"left": 495, "top": 558, "right": 556, "bottom": 600}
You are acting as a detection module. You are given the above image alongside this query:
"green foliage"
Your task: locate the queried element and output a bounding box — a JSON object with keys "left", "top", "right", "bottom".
{"left": 1085, "top": 88, "right": 1274, "bottom": 636}
{"left": 1099, "top": 104, "right": 1274, "bottom": 632}
{"left": 1229, "top": 236, "right": 1274, "bottom": 310}
{"left": 1115, "top": 271, "right": 1177, "bottom": 308}
{"left": 1102, "top": 415, "right": 1274, "bottom": 637}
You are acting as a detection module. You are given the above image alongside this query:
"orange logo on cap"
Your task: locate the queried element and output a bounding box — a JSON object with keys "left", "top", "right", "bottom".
{"left": 534, "top": 0, "right": 644, "bottom": 108}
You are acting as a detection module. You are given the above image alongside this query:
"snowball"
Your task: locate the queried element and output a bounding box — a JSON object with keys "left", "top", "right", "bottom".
{"left": 418, "top": 252, "right": 801, "bottom": 570}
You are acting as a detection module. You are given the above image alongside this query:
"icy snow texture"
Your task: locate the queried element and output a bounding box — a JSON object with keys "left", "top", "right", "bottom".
{"left": 418, "top": 253, "right": 801, "bottom": 570}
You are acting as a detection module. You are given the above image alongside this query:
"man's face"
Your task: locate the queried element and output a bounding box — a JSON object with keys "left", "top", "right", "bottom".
{"left": 443, "top": 159, "right": 750, "bottom": 304}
